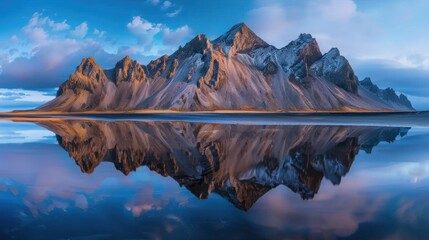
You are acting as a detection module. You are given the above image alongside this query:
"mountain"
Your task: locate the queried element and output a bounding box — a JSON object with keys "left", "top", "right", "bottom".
{"left": 360, "top": 77, "right": 414, "bottom": 110}
{"left": 34, "top": 119, "right": 409, "bottom": 210}
{"left": 38, "top": 23, "right": 414, "bottom": 112}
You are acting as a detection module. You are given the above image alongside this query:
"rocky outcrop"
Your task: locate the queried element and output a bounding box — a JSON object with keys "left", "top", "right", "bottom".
{"left": 56, "top": 57, "right": 108, "bottom": 96}
{"left": 147, "top": 55, "right": 169, "bottom": 79}
{"left": 36, "top": 119, "right": 409, "bottom": 210}
{"left": 279, "top": 33, "right": 322, "bottom": 79}
{"left": 360, "top": 77, "right": 414, "bottom": 110}
{"left": 310, "top": 48, "right": 358, "bottom": 93}
{"left": 111, "top": 56, "right": 147, "bottom": 83}
{"left": 39, "top": 23, "right": 414, "bottom": 112}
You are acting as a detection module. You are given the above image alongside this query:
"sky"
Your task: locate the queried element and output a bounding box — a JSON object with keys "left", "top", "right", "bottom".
{"left": 0, "top": 0, "right": 428, "bottom": 110}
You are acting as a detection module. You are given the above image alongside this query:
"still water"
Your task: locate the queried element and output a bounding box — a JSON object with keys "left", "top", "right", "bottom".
{"left": 0, "top": 115, "right": 429, "bottom": 239}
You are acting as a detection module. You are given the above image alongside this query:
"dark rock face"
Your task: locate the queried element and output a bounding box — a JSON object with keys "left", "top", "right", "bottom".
{"left": 173, "top": 34, "right": 212, "bottom": 59}
{"left": 147, "top": 55, "right": 169, "bottom": 79}
{"left": 198, "top": 57, "right": 226, "bottom": 90}
{"left": 279, "top": 33, "right": 322, "bottom": 82}
{"left": 360, "top": 77, "right": 380, "bottom": 94}
{"left": 399, "top": 94, "right": 414, "bottom": 110}
{"left": 294, "top": 33, "right": 323, "bottom": 66}
{"left": 360, "top": 77, "right": 415, "bottom": 110}
{"left": 262, "top": 56, "right": 278, "bottom": 76}
{"left": 41, "top": 23, "right": 414, "bottom": 112}
{"left": 310, "top": 48, "right": 359, "bottom": 93}
{"left": 36, "top": 119, "right": 409, "bottom": 210}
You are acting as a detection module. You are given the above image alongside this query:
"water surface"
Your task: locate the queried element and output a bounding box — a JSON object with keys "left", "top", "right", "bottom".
{"left": 0, "top": 115, "right": 429, "bottom": 239}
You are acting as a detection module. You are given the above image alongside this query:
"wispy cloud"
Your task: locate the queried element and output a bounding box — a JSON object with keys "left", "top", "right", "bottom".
{"left": 126, "top": 16, "right": 191, "bottom": 52}
{"left": 21, "top": 12, "right": 70, "bottom": 44}
{"left": 70, "top": 22, "right": 88, "bottom": 39}
{"left": 0, "top": 88, "right": 56, "bottom": 111}
{"left": 9, "top": 35, "right": 19, "bottom": 44}
{"left": 126, "top": 16, "right": 162, "bottom": 51}
{"left": 0, "top": 11, "right": 193, "bottom": 89}
{"left": 161, "top": 0, "right": 172, "bottom": 9}
{"left": 166, "top": 7, "right": 182, "bottom": 17}
{"left": 162, "top": 25, "right": 191, "bottom": 46}
{"left": 93, "top": 28, "right": 106, "bottom": 38}
{"left": 146, "top": 0, "right": 160, "bottom": 5}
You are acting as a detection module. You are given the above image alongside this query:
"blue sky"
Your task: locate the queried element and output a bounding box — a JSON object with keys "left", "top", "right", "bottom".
{"left": 0, "top": 0, "right": 428, "bottom": 110}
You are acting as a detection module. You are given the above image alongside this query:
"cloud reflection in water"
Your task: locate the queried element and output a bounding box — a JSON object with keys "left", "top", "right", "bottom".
{"left": 0, "top": 120, "right": 428, "bottom": 239}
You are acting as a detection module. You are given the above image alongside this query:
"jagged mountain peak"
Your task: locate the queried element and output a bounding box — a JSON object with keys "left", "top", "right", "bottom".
{"left": 118, "top": 55, "right": 132, "bottom": 63}
{"left": 114, "top": 56, "right": 134, "bottom": 71}
{"left": 194, "top": 33, "right": 210, "bottom": 42}
{"left": 230, "top": 22, "right": 247, "bottom": 31}
{"left": 359, "top": 77, "right": 414, "bottom": 110}
{"left": 172, "top": 33, "right": 212, "bottom": 60}
{"left": 276, "top": 33, "right": 322, "bottom": 81}
{"left": 113, "top": 56, "right": 146, "bottom": 83}
{"left": 283, "top": 33, "right": 318, "bottom": 49}
{"left": 212, "top": 22, "right": 269, "bottom": 55}
{"left": 55, "top": 57, "right": 108, "bottom": 98}
{"left": 310, "top": 47, "right": 358, "bottom": 93}
{"left": 76, "top": 57, "right": 102, "bottom": 75}
{"left": 147, "top": 54, "right": 169, "bottom": 79}
{"left": 82, "top": 56, "right": 96, "bottom": 64}
{"left": 360, "top": 77, "right": 372, "bottom": 84}
{"left": 297, "top": 33, "right": 314, "bottom": 43}
{"left": 280, "top": 33, "right": 322, "bottom": 67}
{"left": 40, "top": 22, "right": 415, "bottom": 112}
{"left": 326, "top": 47, "right": 341, "bottom": 57}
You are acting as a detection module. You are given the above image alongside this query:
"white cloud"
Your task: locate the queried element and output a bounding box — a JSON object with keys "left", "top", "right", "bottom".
{"left": 70, "top": 22, "right": 88, "bottom": 39}
{"left": 315, "top": 0, "right": 357, "bottom": 21}
{"left": 49, "top": 20, "right": 70, "bottom": 31}
{"left": 147, "top": 0, "right": 160, "bottom": 5}
{"left": 0, "top": 88, "right": 56, "bottom": 112}
{"left": 0, "top": 88, "right": 54, "bottom": 102}
{"left": 395, "top": 54, "right": 429, "bottom": 70}
{"left": 162, "top": 1, "right": 172, "bottom": 9}
{"left": 126, "top": 16, "right": 192, "bottom": 51}
{"left": 0, "top": 12, "right": 192, "bottom": 89}
{"left": 127, "top": 16, "right": 162, "bottom": 36}
{"left": 247, "top": 0, "right": 429, "bottom": 64}
{"left": 166, "top": 8, "right": 182, "bottom": 17}
{"left": 127, "top": 16, "right": 163, "bottom": 51}
{"left": 22, "top": 26, "right": 48, "bottom": 44}
{"left": 21, "top": 12, "right": 71, "bottom": 44}
{"left": 0, "top": 38, "right": 119, "bottom": 88}
{"left": 163, "top": 25, "right": 191, "bottom": 46}
{"left": 26, "top": 28, "right": 48, "bottom": 44}
{"left": 9, "top": 35, "right": 19, "bottom": 44}
{"left": 93, "top": 28, "right": 106, "bottom": 38}
{"left": 246, "top": 0, "right": 378, "bottom": 56}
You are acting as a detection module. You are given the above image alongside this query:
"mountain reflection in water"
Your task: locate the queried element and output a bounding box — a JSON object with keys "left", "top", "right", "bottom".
{"left": 35, "top": 119, "right": 409, "bottom": 211}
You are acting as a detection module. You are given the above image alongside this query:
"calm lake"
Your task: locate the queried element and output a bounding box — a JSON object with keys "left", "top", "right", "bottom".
{"left": 0, "top": 113, "right": 429, "bottom": 240}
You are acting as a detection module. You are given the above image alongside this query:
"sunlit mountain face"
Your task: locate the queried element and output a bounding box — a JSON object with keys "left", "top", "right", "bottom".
{"left": 1, "top": 116, "right": 429, "bottom": 239}
{"left": 1, "top": 0, "right": 429, "bottom": 239}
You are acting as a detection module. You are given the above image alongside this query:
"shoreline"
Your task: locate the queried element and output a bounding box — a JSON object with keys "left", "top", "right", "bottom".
{"left": 0, "top": 109, "right": 419, "bottom": 116}
{"left": 0, "top": 110, "right": 427, "bottom": 128}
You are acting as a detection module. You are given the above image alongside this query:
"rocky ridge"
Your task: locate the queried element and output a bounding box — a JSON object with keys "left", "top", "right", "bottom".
{"left": 39, "top": 23, "right": 414, "bottom": 112}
